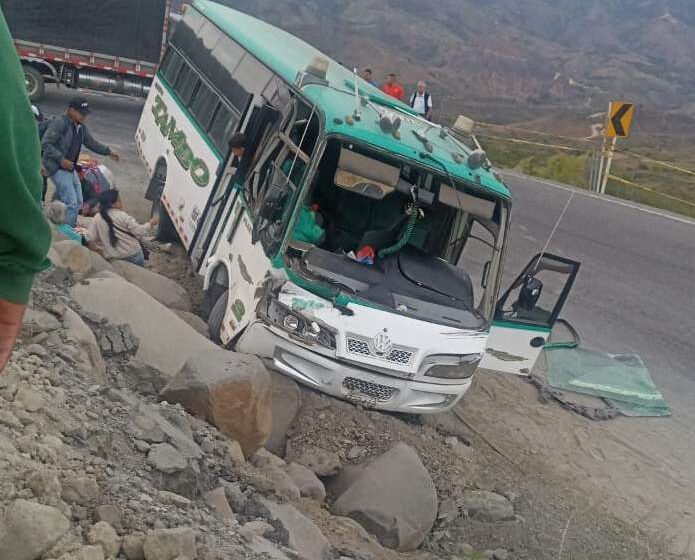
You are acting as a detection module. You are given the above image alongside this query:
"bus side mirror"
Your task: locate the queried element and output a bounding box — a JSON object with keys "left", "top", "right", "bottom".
{"left": 517, "top": 276, "right": 543, "bottom": 311}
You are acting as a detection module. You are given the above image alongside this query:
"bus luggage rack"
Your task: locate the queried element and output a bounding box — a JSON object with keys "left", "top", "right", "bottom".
{"left": 343, "top": 377, "right": 397, "bottom": 403}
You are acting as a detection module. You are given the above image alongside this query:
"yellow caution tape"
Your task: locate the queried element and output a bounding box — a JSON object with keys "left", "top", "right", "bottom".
{"left": 619, "top": 151, "right": 695, "bottom": 178}
{"left": 608, "top": 175, "right": 695, "bottom": 209}
{"left": 477, "top": 122, "right": 695, "bottom": 177}
{"left": 476, "top": 122, "right": 596, "bottom": 144}
{"left": 477, "top": 132, "right": 588, "bottom": 153}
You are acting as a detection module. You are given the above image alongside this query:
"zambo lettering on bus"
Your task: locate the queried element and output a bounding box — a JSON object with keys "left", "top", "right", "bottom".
{"left": 152, "top": 95, "right": 211, "bottom": 187}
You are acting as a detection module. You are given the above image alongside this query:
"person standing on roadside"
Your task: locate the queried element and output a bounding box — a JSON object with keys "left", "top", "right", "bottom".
{"left": 0, "top": 8, "right": 52, "bottom": 371}
{"left": 381, "top": 73, "right": 405, "bottom": 101}
{"left": 41, "top": 96, "right": 120, "bottom": 227}
{"left": 360, "top": 68, "right": 376, "bottom": 86}
{"left": 409, "top": 81, "right": 433, "bottom": 121}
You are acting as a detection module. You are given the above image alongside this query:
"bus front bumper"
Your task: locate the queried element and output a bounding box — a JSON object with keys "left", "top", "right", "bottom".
{"left": 237, "top": 322, "right": 471, "bottom": 414}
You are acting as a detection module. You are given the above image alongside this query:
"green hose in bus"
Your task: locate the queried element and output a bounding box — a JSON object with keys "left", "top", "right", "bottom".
{"left": 378, "top": 205, "right": 418, "bottom": 260}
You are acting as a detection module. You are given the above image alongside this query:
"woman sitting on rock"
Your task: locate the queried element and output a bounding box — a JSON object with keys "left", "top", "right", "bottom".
{"left": 85, "top": 189, "right": 157, "bottom": 267}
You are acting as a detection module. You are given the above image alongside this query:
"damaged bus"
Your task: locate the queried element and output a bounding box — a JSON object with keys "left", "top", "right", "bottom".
{"left": 136, "top": 0, "right": 580, "bottom": 413}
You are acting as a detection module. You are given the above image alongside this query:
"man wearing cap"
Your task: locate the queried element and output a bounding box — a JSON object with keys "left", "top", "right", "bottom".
{"left": 41, "top": 97, "right": 120, "bottom": 227}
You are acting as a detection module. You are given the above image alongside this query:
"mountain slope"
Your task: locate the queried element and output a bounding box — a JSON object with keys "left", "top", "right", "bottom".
{"left": 210, "top": 0, "right": 695, "bottom": 122}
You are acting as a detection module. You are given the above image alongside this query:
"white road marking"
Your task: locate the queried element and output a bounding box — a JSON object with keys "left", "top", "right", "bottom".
{"left": 502, "top": 170, "right": 695, "bottom": 227}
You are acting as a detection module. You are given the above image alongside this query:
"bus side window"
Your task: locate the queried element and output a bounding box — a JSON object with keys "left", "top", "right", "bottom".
{"left": 209, "top": 104, "right": 240, "bottom": 153}
{"left": 174, "top": 63, "right": 198, "bottom": 105}
{"left": 160, "top": 49, "right": 184, "bottom": 85}
{"left": 190, "top": 81, "right": 219, "bottom": 130}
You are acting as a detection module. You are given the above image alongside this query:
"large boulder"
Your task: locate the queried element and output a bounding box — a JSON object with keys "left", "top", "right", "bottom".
{"left": 331, "top": 443, "right": 438, "bottom": 552}
{"left": 173, "top": 310, "right": 209, "bottom": 337}
{"left": 0, "top": 499, "right": 70, "bottom": 560}
{"left": 52, "top": 240, "right": 114, "bottom": 276}
{"left": 265, "top": 371, "right": 302, "bottom": 457}
{"left": 71, "top": 277, "right": 215, "bottom": 378}
{"left": 161, "top": 348, "right": 272, "bottom": 457}
{"left": 61, "top": 307, "right": 106, "bottom": 382}
{"left": 111, "top": 261, "right": 192, "bottom": 312}
{"left": 258, "top": 498, "right": 330, "bottom": 560}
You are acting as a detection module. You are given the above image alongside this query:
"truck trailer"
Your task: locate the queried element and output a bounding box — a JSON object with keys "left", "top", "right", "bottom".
{"left": 1, "top": 0, "right": 172, "bottom": 101}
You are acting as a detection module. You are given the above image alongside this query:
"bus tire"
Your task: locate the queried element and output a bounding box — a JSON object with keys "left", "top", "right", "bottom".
{"left": 156, "top": 202, "right": 178, "bottom": 243}
{"left": 24, "top": 65, "right": 45, "bottom": 102}
{"left": 207, "top": 289, "right": 229, "bottom": 345}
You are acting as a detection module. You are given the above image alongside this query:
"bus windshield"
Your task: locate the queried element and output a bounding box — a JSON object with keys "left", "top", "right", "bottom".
{"left": 271, "top": 139, "right": 508, "bottom": 329}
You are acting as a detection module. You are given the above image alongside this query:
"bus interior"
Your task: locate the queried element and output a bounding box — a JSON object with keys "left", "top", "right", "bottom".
{"left": 259, "top": 133, "right": 508, "bottom": 330}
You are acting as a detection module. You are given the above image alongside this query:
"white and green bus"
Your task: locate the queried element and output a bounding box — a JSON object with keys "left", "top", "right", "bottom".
{"left": 136, "top": 0, "right": 579, "bottom": 414}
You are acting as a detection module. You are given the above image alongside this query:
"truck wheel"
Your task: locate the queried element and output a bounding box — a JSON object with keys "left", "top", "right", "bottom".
{"left": 154, "top": 201, "right": 178, "bottom": 243}
{"left": 24, "top": 66, "right": 45, "bottom": 102}
{"left": 207, "top": 289, "right": 229, "bottom": 345}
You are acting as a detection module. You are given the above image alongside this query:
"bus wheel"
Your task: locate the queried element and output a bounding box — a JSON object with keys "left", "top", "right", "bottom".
{"left": 155, "top": 201, "right": 178, "bottom": 243}
{"left": 24, "top": 66, "right": 45, "bottom": 102}
{"left": 207, "top": 289, "right": 229, "bottom": 345}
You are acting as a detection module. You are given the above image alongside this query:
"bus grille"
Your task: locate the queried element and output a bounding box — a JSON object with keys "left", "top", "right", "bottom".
{"left": 343, "top": 377, "right": 397, "bottom": 403}
{"left": 346, "top": 335, "right": 414, "bottom": 366}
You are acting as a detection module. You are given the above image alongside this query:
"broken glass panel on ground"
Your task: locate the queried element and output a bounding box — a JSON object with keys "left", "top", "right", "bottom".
{"left": 544, "top": 347, "right": 671, "bottom": 418}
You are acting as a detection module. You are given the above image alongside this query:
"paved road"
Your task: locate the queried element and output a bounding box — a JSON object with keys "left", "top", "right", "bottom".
{"left": 501, "top": 170, "right": 695, "bottom": 420}
{"left": 40, "top": 85, "right": 695, "bottom": 419}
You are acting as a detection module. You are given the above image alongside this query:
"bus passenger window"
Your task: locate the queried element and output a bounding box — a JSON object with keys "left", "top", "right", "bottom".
{"left": 174, "top": 64, "right": 198, "bottom": 105}
{"left": 160, "top": 49, "right": 184, "bottom": 86}
{"left": 209, "top": 105, "right": 240, "bottom": 153}
{"left": 190, "top": 82, "right": 219, "bottom": 130}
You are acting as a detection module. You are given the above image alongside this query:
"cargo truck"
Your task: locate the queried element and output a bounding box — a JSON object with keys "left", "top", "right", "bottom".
{"left": 1, "top": 0, "right": 172, "bottom": 102}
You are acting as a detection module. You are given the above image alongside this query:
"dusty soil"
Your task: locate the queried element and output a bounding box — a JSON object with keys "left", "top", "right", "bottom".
{"left": 147, "top": 243, "right": 206, "bottom": 314}
{"left": 458, "top": 364, "right": 695, "bottom": 559}
{"left": 144, "top": 243, "right": 686, "bottom": 560}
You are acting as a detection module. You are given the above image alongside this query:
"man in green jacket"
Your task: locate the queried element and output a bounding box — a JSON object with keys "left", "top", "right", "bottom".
{"left": 0, "top": 8, "right": 52, "bottom": 371}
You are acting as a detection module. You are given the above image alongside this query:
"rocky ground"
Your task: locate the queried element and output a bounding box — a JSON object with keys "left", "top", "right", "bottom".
{"left": 0, "top": 234, "right": 674, "bottom": 560}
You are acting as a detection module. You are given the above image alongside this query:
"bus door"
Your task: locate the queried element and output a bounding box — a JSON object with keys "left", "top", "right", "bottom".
{"left": 480, "top": 253, "right": 580, "bottom": 375}
{"left": 190, "top": 104, "right": 280, "bottom": 272}
{"left": 209, "top": 130, "right": 295, "bottom": 346}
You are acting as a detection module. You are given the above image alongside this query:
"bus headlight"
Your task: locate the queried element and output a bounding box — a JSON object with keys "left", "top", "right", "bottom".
{"left": 262, "top": 296, "right": 336, "bottom": 350}
{"left": 424, "top": 354, "right": 482, "bottom": 380}
{"left": 283, "top": 314, "right": 300, "bottom": 331}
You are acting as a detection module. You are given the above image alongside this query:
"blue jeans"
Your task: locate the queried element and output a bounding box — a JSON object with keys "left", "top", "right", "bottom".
{"left": 122, "top": 248, "right": 145, "bottom": 267}
{"left": 51, "top": 169, "right": 82, "bottom": 227}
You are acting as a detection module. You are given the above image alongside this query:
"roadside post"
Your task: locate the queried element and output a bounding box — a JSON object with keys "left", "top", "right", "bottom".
{"left": 595, "top": 101, "right": 635, "bottom": 194}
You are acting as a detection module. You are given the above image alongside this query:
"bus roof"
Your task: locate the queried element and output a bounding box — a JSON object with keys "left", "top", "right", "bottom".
{"left": 193, "top": 0, "right": 510, "bottom": 200}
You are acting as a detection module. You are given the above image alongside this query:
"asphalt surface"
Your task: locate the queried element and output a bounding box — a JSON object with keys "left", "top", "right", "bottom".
{"left": 501, "top": 170, "right": 695, "bottom": 419}
{"left": 40, "top": 85, "right": 695, "bottom": 420}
